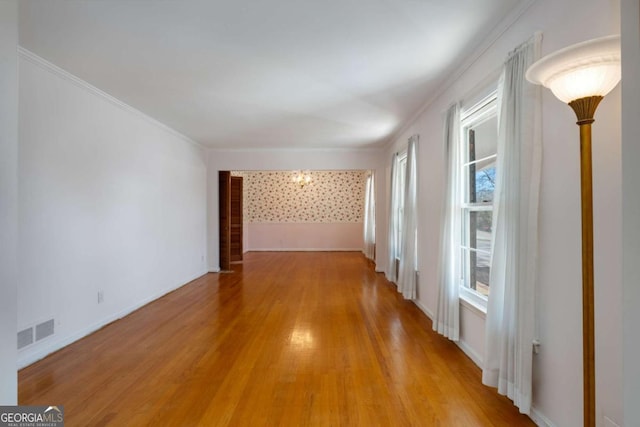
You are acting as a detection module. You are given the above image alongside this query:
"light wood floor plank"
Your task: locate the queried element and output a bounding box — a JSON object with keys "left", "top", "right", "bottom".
{"left": 19, "top": 252, "right": 534, "bottom": 426}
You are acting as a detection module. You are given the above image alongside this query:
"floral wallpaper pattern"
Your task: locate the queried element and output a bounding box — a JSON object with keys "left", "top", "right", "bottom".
{"left": 231, "top": 171, "right": 366, "bottom": 223}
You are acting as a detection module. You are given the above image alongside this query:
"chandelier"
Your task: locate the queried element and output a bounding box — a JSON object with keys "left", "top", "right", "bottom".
{"left": 292, "top": 170, "right": 312, "bottom": 188}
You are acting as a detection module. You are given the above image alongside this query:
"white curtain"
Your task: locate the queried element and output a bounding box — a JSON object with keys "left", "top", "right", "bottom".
{"left": 433, "top": 104, "right": 461, "bottom": 341}
{"left": 386, "top": 153, "right": 400, "bottom": 283}
{"left": 363, "top": 172, "right": 376, "bottom": 260}
{"left": 482, "top": 34, "right": 542, "bottom": 415}
{"left": 397, "top": 136, "right": 418, "bottom": 299}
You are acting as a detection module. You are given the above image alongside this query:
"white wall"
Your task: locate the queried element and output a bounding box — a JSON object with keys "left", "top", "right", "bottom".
{"left": 381, "top": 0, "right": 622, "bottom": 425}
{"left": 621, "top": 0, "right": 640, "bottom": 424}
{"left": 207, "top": 149, "right": 385, "bottom": 271}
{"left": 17, "top": 51, "right": 208, "bottom": 368}
{"left": 0, "top": 0, "right": 18, "bottom": 405}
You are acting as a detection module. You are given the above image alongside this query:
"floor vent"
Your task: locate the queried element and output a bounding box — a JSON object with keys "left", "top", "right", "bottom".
{"left": 17, "top": 328, "right": 33, "bottom": 350}
{"left": 18, "top": 319, "right": 55, "bottom": 350}
{"left": 35, "top": 319, "right": 55, "bottom": 341}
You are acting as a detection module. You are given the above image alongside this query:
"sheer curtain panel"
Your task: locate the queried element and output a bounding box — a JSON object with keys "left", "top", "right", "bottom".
{"left": 397, "top": 136, "right": 418, "bottom": 299}
{"left": 386, "top": 153, "right": 399, "bottom": 283}
{"left": 481, "top": 34, "right": 542, "bottom": 415}
{"left": 363, "top": 172, "right": 376, "bottom": 261}
{"left": 433, "top": 104, "right": 461, "bottom": 341}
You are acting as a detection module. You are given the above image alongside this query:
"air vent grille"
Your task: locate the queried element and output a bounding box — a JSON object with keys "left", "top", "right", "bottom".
{"left": 35, "top": 319, "right": 55, "bottom": 341}
{"left": 18, "top": 318, "right": 55, "bottom": 350}
{"left": 17, "top": 328, "right": 33, "bottom": 350}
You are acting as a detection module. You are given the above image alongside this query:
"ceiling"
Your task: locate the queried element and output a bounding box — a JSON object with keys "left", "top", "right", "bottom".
{"left": 19, "top": 0, "right": 524, "bottom": 150}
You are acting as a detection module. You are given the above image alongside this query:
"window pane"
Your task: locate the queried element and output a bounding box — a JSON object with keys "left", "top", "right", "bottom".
{"left": 472, "top": 249, "right": 491, "bottom": 296}
{"left": 461, "top": 249, "right": 491, "bottom": 296}
{"left": 467, "top": 162, "right": 496, "bottom": 203}
{"left": 462, "top": 247, "right": 491, "bottom": 295}
{"left": 468, "top": 211, "right": 493, "bottom": 252}
{"left": 465, "top": 114, "right": 497, "bottom": 204}
{"left": 469, "top": 115, "right": 497, "bottom": 160}
{"left": 474, "top": 162, "right": 496, "bottom": 203}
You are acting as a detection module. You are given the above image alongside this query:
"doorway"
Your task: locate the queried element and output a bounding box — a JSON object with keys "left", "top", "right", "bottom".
{"left": 219, "top": 171, "right": 243, "bottom": 271}
{"left": 230, "top": 176, "right": 243, "bottom": 262}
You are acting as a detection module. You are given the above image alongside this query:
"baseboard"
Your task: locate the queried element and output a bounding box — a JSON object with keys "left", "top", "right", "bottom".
{"left": 603, "top": 416, "right": 621, "bottom": 427}
{"left": 456, "top": 339, "right": 483, "bottom": 368}
{"left": 412, "top": 293, "right": 551, "bottom": 427}
{"left": 412, "top": 299, "right": 434, "bottom": 320}
{"left": 530, "top": 406, "right": 555, "bottom": 427}
{"left": 17, "top": 270, "right": 208, "bottom": 369}
{"left": 412, "top": 299, "right": 484, "bottom": 369}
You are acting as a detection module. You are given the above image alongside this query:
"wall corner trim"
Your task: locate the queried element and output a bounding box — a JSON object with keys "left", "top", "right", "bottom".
{"left": 17, "top": 47, "right": 204, "bottom": 150}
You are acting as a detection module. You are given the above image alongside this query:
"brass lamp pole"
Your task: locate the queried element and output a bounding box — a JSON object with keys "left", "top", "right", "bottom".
{"left": 569, "top": 94, "right": 601, "bottom": 426}
{"left": 527, "top": 35, "right": 621, "bottom": 427}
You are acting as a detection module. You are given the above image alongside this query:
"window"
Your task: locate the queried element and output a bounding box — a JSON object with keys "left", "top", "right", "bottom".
{"left": 460, "top": 93, "right": 498, "bottom": 303}
{"left": 395, "top": 152, "right": 407, "bottom": 255}
{"left": 363, "top": 172, "right": 376, "bottom": 261}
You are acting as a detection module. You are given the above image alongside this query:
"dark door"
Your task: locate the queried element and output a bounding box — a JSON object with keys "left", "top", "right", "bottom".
{"left": 219, "top": 171, "right": 231, "bottom": 271}
{"left": 230, "top": 176, "right": 243, "bottom": 262}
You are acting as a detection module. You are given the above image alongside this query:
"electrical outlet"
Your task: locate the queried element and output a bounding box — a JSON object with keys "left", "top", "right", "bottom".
{"left": 97, "top": 290, "right": 104, "bottom": 304}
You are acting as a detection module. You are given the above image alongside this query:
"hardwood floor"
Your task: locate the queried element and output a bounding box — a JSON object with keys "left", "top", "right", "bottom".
{"left": 19, "top": 252, "right": 534, "bottom": 426}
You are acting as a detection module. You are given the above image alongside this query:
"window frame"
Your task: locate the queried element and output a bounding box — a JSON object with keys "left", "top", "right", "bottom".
{"left": 458, "top": 92, "right": 498, "bottom": 310}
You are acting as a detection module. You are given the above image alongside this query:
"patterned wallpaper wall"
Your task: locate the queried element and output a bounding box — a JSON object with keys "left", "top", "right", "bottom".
{"left": 231, "top": 171, "right": 366, "bottom": 223}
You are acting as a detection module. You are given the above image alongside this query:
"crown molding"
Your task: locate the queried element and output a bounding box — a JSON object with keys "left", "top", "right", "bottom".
{"left": 382, "top": 0, "right": 538, "bottom": 150}
{"left": 207, "top": 145, "right": 385, "bottom": 154}
{"left": 17, "top": 46, "right": 204, "bottom": 150}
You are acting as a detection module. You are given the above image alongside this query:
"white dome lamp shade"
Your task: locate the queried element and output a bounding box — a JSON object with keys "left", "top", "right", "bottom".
{"left": 526, "top": 34, "right": 621, "bottom": 427}
{"left": 526, "top": 35, "right": 621, "bottom": 122}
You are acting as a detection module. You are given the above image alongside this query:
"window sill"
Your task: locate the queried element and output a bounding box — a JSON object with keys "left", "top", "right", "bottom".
{"left": 459, "top": 290, "right": 487, "bottom": 318}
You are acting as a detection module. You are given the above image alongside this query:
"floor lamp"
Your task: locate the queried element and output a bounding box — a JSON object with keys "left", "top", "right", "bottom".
{"left": 526, "top": 35, "right": 621, "bottom": 427}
